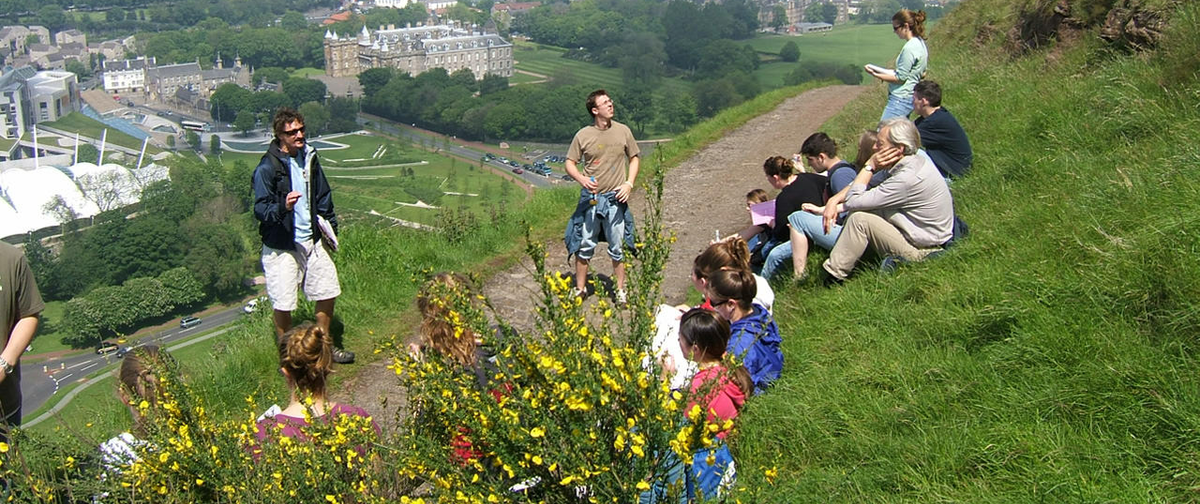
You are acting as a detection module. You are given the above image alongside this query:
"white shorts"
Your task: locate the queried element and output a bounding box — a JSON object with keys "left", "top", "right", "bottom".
{"left": 262, "top": 240, "right": 341, "bottom": 311}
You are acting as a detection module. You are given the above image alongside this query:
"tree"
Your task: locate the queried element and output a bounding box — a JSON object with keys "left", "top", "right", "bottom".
{"left": 692, "top": 78, "right": 743, "bottom": 117}
{"left": 254, "top": 67, "right": 290, "bottom": 87}
{"left": 166, "top": 135, "right": 176, "bottom": 148}
{"left": 108, "top": 7, "right": 126, "bottom": 22}
{"left": 37, "top": 5, "right": 66, "bottom": 30}
{"left": 297, "top": 101, "right": 330, "bottom": 137}
{"left": 449, "top": 68, "right": 478, "bottom": 93}
{"left": 210, "top": 134, "right": 221, "bottom": 156}
{"left": 77, "top": 143, "right": 99, "bottom": 164}
{"left": 358, "top": 67, "right": 395, "bottom": 97}
{"left": 771, "top": 5, "right": 789, "bottom": 31}
{"left": 327, "top": 97, "right": 359, "bottom": 133}
{"left": 780, "top": 41, "right": 800, "bottom": 62}
{"left": 65, "top": 59, "right": 91, "bottom": 79}
{"left": 618, "top": 83, "right": 654, "bottom": 136}
{"left": 184, "top": 225, "right": 247, "bottom": 299}
{"left": 805, "top": 1, "right": 839, "bottom": 24}
{"left": 234, "top": 109, "right": 256, "bottom": 135}
{"left": 696, "top": 39, "right": 757, "bottom": 79}
{"left": 282, "top": 77, "right": 327, "bottom": 107}
{"left": 280, "top": 11, "right": 307, "bottom": 30}
{"left": 479, "top": 74, "right": 508, "bottom": 96}
{"left": 186, "top": 131, "right": 201, "bottom": 151}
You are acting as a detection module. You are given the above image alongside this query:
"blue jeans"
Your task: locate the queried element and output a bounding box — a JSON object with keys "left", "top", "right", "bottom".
{"left": 578, "top": 189, "right": 628, "bottom": 261}
{"left": 759, "top": 239, "right": 791, "bottom": 280}
{"left": 788, "top": 211, "right": 842, "bottom": 251}
{"left": 881, "top": 93, "right": 913, "bottom": 121}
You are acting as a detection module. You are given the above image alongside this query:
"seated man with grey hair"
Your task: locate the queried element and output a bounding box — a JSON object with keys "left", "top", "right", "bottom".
{"left": 818, "top": 117, "right": 955, "bottom": 283}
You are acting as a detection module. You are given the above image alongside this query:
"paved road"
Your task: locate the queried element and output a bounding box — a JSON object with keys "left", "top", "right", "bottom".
{"left": 21, "top": 304, "right": 249, "bottom": 416}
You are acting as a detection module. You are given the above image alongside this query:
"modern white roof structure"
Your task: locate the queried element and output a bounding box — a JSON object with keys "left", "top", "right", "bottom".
{"left": 0, "top": 161, "right": 168, "bottom": 239}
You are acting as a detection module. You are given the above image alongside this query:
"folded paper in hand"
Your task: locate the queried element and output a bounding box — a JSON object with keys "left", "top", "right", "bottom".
{"left": 750, "top": 200, "right": 775, "bottom": 228}
{"left": 866, "top": 64, "right": 896, "bottom": 78}
{"left": 317, "top": 215, "right": 339, "bottom": 252}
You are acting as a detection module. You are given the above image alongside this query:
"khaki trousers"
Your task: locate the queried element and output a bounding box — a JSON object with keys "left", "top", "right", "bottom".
{"left": 822, "top": 212, "right": 939, "bottom": 279}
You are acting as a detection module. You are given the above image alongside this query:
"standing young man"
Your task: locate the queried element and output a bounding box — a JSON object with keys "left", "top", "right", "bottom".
{"left": 0, "top": 242, "right": 42, "bottom": 434}
{"left": 252, "top": 108, "right": 353, "bottom": 363}
{"left": 564, "top": 89, "right": 640, "bottom": 303}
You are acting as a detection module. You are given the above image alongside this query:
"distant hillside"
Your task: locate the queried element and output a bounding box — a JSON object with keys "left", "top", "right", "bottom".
{"left": 737, "top": 0, "right": 1200, "bottom": 501}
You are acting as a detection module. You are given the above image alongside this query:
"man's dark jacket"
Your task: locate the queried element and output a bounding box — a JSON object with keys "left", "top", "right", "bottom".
{"left": 252, "top": 141, "right": 337, "bottom": 250}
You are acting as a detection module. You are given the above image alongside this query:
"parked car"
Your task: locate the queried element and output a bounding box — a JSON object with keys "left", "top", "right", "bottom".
{"left": 96, "top": 340, "right": 119, "bottom": 355}
{"left": 498, "top": 156, "right": 509, "bottom": 163}
{"left": 512, "top": 168, "right": 524, "bottom": 174}
{"left": 180, "top": 316, "right": 202, "bottom": 329}
{"left": 509, "top": 161, "right": 519, "bottom": 167}
{"left": 115, "top": 346, "right": 132, "bottom": 358}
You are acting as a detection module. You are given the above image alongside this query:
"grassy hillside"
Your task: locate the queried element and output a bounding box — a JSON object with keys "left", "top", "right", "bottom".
{"left": 748, "top": 24, "right": 904, "bottom": 88}
{"left": 735, "top": 1, "right": 1200, "bottom": 501}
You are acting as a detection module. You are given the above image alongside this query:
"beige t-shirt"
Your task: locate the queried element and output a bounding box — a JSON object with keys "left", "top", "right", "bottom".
{"left": 566, "top": 120, "right": 640, "bottom": 194}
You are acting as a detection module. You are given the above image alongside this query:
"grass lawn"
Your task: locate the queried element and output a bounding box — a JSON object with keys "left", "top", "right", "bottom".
{"left": 509, "top": 71, "right": 544, "bottom": 85}
{"left": 43, "top": 112, "right": 164, "bottom": 155}
{"left": 748, "top": 24, "right": 906, "bottom": 86}
{"left": 514, "top": 40, "right": 692, "bottom": 98}
{"left": 27, "top": 301, "right": 75, "bottom": 357}
{"left": 291, "top": 67, "right": 325, "bottom": 78}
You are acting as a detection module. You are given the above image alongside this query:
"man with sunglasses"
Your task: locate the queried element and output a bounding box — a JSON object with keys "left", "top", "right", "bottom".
{"left": 252, "top": 108, "right": 354, "bottom": 364}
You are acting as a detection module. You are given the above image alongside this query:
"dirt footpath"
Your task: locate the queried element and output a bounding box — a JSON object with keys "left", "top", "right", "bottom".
{"left": 331, "top": 85, "right": 867, "bottom": 430}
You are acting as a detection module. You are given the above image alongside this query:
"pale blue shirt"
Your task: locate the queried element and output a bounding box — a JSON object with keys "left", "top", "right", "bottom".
{"left": 288, "top": 149, "right": 313, "bottom": 243}
{"left": 889, "top": 37, "right": 928, "bottom": 99}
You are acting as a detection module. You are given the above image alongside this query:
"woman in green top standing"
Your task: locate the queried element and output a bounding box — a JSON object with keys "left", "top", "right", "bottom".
{"left": 867, "top": 9, "right": 928, "bottom": 121}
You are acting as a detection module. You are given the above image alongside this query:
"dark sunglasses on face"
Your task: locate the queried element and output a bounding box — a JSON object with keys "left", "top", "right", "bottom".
{"left": 283, "top": 126, "right": 306, "bottom": 136}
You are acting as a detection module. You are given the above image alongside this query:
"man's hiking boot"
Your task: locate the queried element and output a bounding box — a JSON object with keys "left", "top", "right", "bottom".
{"left": 332, "top": 348, "right": 356, "bottom": 364}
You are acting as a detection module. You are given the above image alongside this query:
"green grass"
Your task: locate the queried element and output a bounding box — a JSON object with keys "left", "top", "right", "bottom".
{"left": 509, "top": 71, "right": 544, "bottom": 85}
{"left": 27, "top": 301, "right": 75, "bottom": 357}
{"left": 513, "top": 40, "right": 692, "bottom": 97}
{"left": 43, "top": 112, "right": 164, "bottom": 155}
{"left": 747, "top": 24, "right": 911, "bottom": 88}
{"left": 290, "top": 67, "right": 325, "bottom": 78}
{"left": 732, "top": 3, "right": 1200, "bottom": 501}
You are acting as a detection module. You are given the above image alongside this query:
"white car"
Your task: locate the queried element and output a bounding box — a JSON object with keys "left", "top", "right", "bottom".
{"left": 243, "top": 298, "right": 263, "bottom": 314}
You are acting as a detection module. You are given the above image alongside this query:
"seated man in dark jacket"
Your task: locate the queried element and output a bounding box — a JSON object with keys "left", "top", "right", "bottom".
{"left": 913, "top": 80, "right": 973, "bottom": 179}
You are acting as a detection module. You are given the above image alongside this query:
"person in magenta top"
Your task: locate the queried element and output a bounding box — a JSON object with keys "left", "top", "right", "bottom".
{"left": 678, "top": 309, "right": 751, "bottom": 498}
{"left": 255, "top": 323, "right": 379, "bottom": 444}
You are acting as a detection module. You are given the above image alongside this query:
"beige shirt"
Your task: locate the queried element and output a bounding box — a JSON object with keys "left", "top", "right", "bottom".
{"left": 567, "top": 120, "right": 640, "bottom": 193}
{"left": 843, "top": 153, "right": 954, "bottom": 247}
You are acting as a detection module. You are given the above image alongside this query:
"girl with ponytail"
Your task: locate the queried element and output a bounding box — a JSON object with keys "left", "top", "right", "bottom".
{"left": 706, "top": 268, "right": 783, "bottom": 394}
{"left": 256, "top": 323, "right": 378, "bottom": 441}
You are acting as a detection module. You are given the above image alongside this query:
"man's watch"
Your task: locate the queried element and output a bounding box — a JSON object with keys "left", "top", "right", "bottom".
{"left": 0, "top": 357, "right": 14, "bottom": 375}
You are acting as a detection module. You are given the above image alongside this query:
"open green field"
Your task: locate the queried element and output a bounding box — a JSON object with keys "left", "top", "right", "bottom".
{"left": 748, "top": 23, "right": 909, "bottom": 88}
{"left": 43, "top": 112, "right": 164, "bottom": 155}
{"left": 513, "top": 40, "right": 692, "bottom": 97}
{"left": 508, "top": 71, "right": 544, "bottom": 85}
{"left": 219, "top": 132, "right": 522, "bottom": 228}
{"left": 291, "top": 67, "right": 325, "bottom": 78}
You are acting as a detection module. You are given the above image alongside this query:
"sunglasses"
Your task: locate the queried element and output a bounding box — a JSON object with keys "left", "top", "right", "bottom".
{"left": 283, "top": 126, "right": 306, "bottom": 136}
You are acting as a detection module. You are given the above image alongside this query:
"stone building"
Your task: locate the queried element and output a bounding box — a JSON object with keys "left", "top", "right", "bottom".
{"left": 324, "top": 22, "right": 513, "bottom": 80}
{"left": 102, "top": 56, "right": 155, "bottom": 94}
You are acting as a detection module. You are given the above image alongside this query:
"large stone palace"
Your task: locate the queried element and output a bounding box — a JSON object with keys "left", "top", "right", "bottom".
{"left": 323, "top": 22, "right": 514, "bottom": 80}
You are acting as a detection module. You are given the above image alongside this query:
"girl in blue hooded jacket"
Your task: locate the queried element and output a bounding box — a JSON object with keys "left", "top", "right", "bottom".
{"left": 704, "top": 268, "right": 783, "bottom": 394}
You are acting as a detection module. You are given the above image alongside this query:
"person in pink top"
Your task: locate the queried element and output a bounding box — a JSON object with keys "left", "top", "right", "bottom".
{"left": 255, "top": 323, "right": 379, "bottom": 444}
{"left": 678, "top": 308, "right": 751, "bottom": 500}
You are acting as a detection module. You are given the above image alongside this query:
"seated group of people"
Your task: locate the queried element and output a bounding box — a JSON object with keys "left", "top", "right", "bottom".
{"left": 741, "top": 80, "right": 973, "bottom": 285}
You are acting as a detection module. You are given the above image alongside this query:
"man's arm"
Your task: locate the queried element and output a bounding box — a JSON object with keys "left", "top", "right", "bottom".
{"left": 252, "top": 161, "right": 287, "bottom": 224}
{"left": 616, "top": 155, "right": 639, "bottom": 203}
{"left": 0, "top": 316, "right": 37, "bottom": 384}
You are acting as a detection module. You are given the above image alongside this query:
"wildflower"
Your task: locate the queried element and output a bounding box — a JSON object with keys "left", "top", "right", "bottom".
{"left": 764, "top": 466, "right": 778, "bottom": 484}
{"left": 530, "top": 427, "right": 545, "bottom": 438}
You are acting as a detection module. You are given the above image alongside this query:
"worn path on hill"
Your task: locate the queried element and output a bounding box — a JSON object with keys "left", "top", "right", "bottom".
{"left": 333, "top": 84, "right": 868, "bottom": 430}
